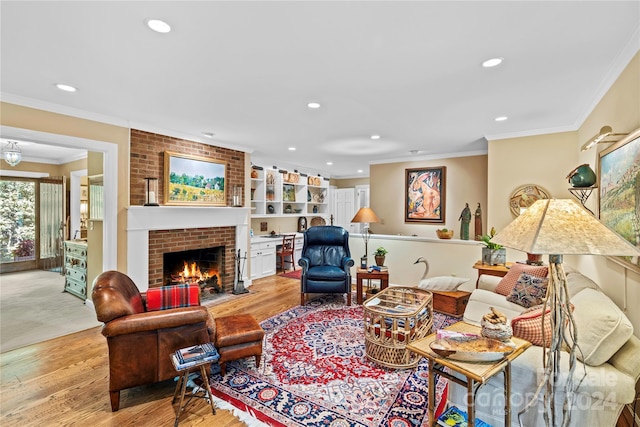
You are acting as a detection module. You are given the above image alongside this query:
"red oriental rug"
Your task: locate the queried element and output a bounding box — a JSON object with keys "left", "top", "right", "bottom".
{"left": 209, "top": 294, "right": 457, "bottom": 426}
{"left": 279, "top": 269, "right": 302, "bottom": 279}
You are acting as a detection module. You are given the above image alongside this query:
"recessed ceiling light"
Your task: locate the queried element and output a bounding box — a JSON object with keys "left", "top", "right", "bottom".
{"left": 370, "top": 135, "right": 381, "bottom": 140}
{"left": 288, "top": 147, "right": 296, "bottom": 151}
{"left": 55, "top": 83, "right": 77, "bottom": 92}
{"left": 326, "top": 162, "right": 333, "bottom": 166}
{"left": 145, "top": 18, "right": 171, "bottom": 33}
{"left": 357, "top": 169, "right": 363, "bottom": 174}
{"left": 202, "top": 132, "right": 215, "bottom": 138}
{"left": 482, "top": 57, "right": 503, "bottom": 68}
{"left": 494, "top": 116, "right": 508, "bottom": 122}
{"left": 307, "top": 102, "right": 321, "bottom": 109}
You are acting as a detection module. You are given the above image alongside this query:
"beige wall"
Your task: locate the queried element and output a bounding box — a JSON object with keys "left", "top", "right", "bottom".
{"left": 487, "top": 131, "right": 577, "bottom": 230}
{"left": 486, "top": 52, "right": 640, "bottom": 333}
{"left": 0, "top": 102, "right": 130, "bottom": 275}
{"left": 370, "top": 155, "right": 487, "bottom": 238}
{"left": 0, "top": 160, "right": 78, "bottom": 177}
{"left": 332, "top": 177, "right": 370, "bottom": 188}
{"left": 58, "top": 158, "right": 88, "bottom": 178}
{"left": 571, "top": 51, "right": 640, "bottom": 333}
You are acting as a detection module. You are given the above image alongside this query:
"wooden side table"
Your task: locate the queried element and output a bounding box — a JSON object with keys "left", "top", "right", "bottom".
{"left": 472, "top": 260, "right": 512, "bottom": 288}
{"left": 171, "top": 354, "right": 216, "bottom": 426}
{"left": 407, "top": 322, "right": 531, "bottom": 427}
{"left": 356, "top": 268, "right": 389, "bottom": 304}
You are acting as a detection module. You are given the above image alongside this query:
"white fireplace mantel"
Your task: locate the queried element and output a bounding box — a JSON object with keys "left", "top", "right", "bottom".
{"left": 127, "top": 206, "right": 250, "bottom": 292}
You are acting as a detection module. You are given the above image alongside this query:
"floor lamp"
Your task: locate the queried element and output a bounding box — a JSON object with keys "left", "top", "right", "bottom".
{"left": 491, "top": 199, "right": 640, "bottom": 427}
{"left": 351, "top": 207, "right": 380, "bottom": 268}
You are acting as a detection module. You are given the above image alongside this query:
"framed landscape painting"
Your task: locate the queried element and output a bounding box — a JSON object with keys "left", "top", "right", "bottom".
{"left": 597, "top": 127, "right": 640, "bottom": 273}
{"left": 405, "top": 166, "right": 446, "bottom": 224}
{"left": 164, "top": 151, "right": 226, "bottom": 206}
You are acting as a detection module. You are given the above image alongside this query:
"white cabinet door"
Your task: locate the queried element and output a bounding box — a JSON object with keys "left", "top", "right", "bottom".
{"left": 334, "top": 188, "right": 356, "bottom": 232}
{"left": 251, "top": 241, "right": 277, "bottom": 279}
{"left": 261, "top": 245, "right": 276, "bottom": 277}
{"left": 250, "top": 248, "right": 260, "bottom": 280}
{"left": 293, "top": 237, "right": 304, "bottom": 267}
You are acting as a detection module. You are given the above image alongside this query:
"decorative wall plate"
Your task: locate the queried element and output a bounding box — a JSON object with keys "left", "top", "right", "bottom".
{"left": 509, "top": 184, "right": 551, "bottom": 216}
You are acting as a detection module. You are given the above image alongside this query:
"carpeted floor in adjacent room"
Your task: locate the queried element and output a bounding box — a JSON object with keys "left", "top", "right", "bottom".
{"left": 0, "top": 270, "right": 102, "bottom": 353}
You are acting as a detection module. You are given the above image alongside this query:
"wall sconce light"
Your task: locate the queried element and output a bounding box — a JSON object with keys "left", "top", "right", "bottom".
{"left": 3, "top": 141, "right": 22, "bottom": 166}
{"left": 580, "top": 126, "right": 627, "bottom": 151}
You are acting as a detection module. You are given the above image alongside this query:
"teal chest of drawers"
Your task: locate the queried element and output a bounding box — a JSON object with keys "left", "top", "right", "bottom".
{"left": 64, "top": 240, "right": 88, "bottom": 300}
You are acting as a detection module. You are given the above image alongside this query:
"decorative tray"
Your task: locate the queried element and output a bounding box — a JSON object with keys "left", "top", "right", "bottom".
{"left": 429, "top": 336, "right": 514, "bottom": 362}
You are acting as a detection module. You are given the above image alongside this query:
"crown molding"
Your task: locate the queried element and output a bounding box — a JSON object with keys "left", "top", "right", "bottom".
{"left": 1, "top": 93, "right": 254, "bottom": 154}
{"left": 484, "top": 125, "right": 577, "bottom": 141}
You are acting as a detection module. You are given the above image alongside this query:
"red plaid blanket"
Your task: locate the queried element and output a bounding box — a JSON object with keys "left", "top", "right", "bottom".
{"left": 146, "top": 284, "right": 200, "bottom": 311}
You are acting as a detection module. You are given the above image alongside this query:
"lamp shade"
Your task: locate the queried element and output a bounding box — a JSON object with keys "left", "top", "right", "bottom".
{"left": 491, "top": 199, "right": 640, "bottom": 256}
{"left": 351, "top": 207, "right": 380, "bottom": 224}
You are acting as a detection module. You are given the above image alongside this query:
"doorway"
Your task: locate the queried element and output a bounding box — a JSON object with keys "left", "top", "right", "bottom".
{"left": 0, "top": 176, "right": 66, "bottom": 274}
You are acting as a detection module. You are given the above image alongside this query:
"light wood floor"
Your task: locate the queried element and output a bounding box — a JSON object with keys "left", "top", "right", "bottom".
{"left": 0, "top": 274, "right": 304, "bottom": 427}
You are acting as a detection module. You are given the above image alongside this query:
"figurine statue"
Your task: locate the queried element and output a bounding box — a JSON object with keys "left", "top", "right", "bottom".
{"left": 475, "top": 203, "right": 483, "bottom": 240}
{"left": 458, "top": 203, "right": 471, "bottom": 240}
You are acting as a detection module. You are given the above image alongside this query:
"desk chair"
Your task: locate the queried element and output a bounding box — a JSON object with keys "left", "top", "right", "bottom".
{"left": 276, "top": 234, "right": 296, "bottom": 272}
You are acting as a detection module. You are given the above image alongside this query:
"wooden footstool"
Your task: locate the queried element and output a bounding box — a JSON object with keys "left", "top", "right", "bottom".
{"left": 214, "top": 314, "right": 265, "bottom": 375}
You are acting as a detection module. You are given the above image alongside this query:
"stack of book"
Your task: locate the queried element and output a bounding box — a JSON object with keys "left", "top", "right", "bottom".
{"left": 437, "top": 406, "right": 492, "bottom": 427}
{"left": 172, "top": 343, "right": 220, "bottom": 370}
{"left": 369, "top": 265, "right": 388, "bottom": 272}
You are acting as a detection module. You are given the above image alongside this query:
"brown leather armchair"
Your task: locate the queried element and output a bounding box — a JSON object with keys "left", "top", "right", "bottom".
{"left": 92, "top": 271, "right": 215, "bottom": 411}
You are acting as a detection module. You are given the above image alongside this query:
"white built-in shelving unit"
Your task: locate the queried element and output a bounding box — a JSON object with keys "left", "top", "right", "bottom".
{"left": 251, "top": 166, "right": 330, "bottom": 219}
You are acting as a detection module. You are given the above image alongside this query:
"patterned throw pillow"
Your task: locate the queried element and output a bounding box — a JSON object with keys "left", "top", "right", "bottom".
{"left": 494, "top": 263, "right": 548, "bottom": 296}
{"left": 146, "top": 284, "right": 200, "bottom": 311}
{"left": 511, "top": 303, "right": 575, "bottom": 347}
{"left": 511, "top": 305, "right": 552, "bottom": 347}
{"left": 506, "top": 273, "right": 549, "bottom": 308}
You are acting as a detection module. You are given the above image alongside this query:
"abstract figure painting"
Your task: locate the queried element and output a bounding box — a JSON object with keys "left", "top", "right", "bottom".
{"left": 405, "top": 167, "right": 446, "bottom": 224}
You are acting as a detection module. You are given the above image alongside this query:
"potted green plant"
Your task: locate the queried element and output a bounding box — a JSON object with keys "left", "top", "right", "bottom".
{"left": 478, "top": 227, "right": 506, "bottom": 265}
{"left": 373, "top": 247, "right": 388, "bottom": 266}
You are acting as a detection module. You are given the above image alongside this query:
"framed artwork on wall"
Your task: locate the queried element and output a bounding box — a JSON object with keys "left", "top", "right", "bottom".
{"left": 405, "top": 167, "right": 446, "bottom": 224}
{"left": 164, "top": 151, "right": 227, "bottom": 206}
{"left": 597, "top": 127, "right": 640, "bottom": 273}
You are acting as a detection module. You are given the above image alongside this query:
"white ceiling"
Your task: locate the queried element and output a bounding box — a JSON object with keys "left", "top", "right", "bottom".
{"left": 1, "top": 1, "right": 639, "bottom": 177}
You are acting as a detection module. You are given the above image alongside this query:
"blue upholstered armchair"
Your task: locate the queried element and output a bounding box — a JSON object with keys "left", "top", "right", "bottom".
{"left": 298, "top": 226, "right": 354, "bottom": 305}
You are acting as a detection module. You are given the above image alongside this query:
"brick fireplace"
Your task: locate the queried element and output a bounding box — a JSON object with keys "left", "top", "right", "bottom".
{"left": 150, "top": 227, "right": 234, "bottom": 293}
{"left": 127, "top": 206, "right": 250, "bottom": 293}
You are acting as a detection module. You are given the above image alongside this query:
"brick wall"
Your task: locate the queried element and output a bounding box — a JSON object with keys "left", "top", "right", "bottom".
{"left": 129, "top": 129, "right": 245, "bottom": 206}
{"left": 148, "top": 226, "right": 236, "bottom": 292}
{"left": 130, "top": 129, "right": 246, "bottom": 290}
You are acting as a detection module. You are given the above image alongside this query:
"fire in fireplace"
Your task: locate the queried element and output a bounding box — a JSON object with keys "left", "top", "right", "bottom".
{"left": 163, "top": 246, "right": 224, "bottom": 297}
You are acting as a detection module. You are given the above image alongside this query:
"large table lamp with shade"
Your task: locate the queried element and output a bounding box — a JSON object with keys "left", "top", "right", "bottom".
{"left": 490, "top": 198, "right": 640, "bottom": 427}
{"left": 351, "top": 207, "right": 380, "bottom": 268}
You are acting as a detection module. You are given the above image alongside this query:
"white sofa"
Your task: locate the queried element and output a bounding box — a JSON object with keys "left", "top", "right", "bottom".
{"left": 446, "top": 269, "right": 640, "bottom": 427}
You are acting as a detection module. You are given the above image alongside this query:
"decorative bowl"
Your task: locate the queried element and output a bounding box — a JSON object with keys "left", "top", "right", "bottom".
{"left": 294, "top": 208, "right": 303, "bottom": 213}
{"left": 436, "top": 229, "right": 454, "bottom": 239}
{"left": 429, "top": 336, "right": 514, "bottom": 362}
